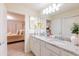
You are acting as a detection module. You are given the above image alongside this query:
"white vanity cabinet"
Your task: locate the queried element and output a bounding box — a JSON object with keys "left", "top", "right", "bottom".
{"left": 46, "top": 43, "right": 76, "bottom": 56}
{"left": 30, "top": 36, "right": 78, "bottom": 56}
{"left": 45, "top": 48, "right": 58, "bottom": 56}
{"left": 30, "top": 37, "right": 34, "bottom": 53}
{"left": 30, "top": 36, "right": 46, "bottom": 56}
{"left": 40, "top": 40, "right": 46, "bottom": 56}
{"left": 34, "top": 38, "right": 41, "bottom": 56}
{"left": 60, "top": 49, "right": 75, "bottom": 56}
{"left": 30, "top": 37, "right": 41, "bottom": 56}
{"left": 46, "top": 43, "right": 60, "bottom": 56}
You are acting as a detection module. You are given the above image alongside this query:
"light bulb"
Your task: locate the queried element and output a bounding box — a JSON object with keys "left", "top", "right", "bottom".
{"left": 45, "top": 8, "right": 49, "bottom": 15}
{"left": 52, "top": 3, "right": 57, "bottom": 10}
{"left": 48, "top": 6, "right": 52, "bottom": 14}
{"left": 42, "top": 3, "right": 63, "bottom": 15}
{"left": 57, "top": 3, "right": 63, "bottom": 8}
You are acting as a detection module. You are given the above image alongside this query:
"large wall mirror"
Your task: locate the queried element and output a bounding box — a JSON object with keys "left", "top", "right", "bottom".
{"left": 49, "top": 15, "right": 79, "bottom": 42}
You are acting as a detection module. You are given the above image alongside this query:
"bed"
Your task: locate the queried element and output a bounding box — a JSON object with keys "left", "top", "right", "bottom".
{"left": 7, "top": 34, "right": 24, "bottom": 43}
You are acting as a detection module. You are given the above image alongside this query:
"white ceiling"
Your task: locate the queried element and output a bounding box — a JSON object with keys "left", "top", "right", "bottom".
{"left": 5, "top": 3, "right": 79, "bottom": 15}
{"left": 51, "top": 3, "right": 79, "bottom": 16}
{"left": 5, "top": 3, "right": 50, "bottom": 14}
{"left": 19, "top": 3, "right": 50, "bottom": 11}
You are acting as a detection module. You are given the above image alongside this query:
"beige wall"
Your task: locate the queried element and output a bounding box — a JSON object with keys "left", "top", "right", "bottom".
{"left": 7, "top": 12, "right": 25, "bottom": 21}
{"left": 7, "top": 12, "right": 25, "bottom": 34}
{"left": 7, "top": 20, "right": 24, "bottom": 34}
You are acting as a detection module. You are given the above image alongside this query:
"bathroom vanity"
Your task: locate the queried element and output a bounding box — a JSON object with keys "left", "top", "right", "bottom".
{"left": 30, "top": 35, "right": 79, "bottom": 56}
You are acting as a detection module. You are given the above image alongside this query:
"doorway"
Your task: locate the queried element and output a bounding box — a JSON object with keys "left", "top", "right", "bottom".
{"left": 7, "top": 11, "right": 25, "bottom": 56}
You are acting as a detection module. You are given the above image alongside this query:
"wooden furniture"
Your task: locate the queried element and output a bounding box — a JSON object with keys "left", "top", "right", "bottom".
{"left": 7, "top": 34, "right": 24, "bottom": 43}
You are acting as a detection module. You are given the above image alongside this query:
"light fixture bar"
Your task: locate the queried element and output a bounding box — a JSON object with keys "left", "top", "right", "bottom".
{"left": 42, "top": 3, "right": 63, "bottom": 15}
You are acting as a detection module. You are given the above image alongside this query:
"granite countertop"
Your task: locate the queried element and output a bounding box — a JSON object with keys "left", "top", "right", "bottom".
{"left": 32, "top": 35, "right": 79, "bottom": 55}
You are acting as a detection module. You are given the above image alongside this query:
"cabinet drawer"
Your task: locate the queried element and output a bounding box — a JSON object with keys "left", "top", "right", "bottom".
{"left": 46, "top": 43, "right": 61, "bottom": 55}
{"left": 46, "top": 49, "right": 58, "bottom": 56}
{"left": 41, "top": 46, "right": 46, "bottom": 56}
{"left": 60, "top": 50, "right": 75, "bottom": 56}
{"left": 35, "top": 50, "right": 40, "bottom": 56}
{"left": 34, "top": 47, "right": 40, "bottom": 56}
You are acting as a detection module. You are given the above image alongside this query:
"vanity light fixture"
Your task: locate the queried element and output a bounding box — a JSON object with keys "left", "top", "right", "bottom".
{"left": 45, "top": 8, "right": 49, "bottom": 14}
{"left": 57, "top": 3, "right": 63, "bottom": 8}
{"left": 52, "top": 3, "right": 57, "bottom": 10}
{"left": 55, "top": 3, "right": 63, "bottom": 11}
{"left": 48, "top": 6, "right": 53, "bottom": 13}
{"left": 42, "top": 3, "right": 63, "bottom": 15}
{"left": 52, "top": 3, "right": 59, "bottom": 11}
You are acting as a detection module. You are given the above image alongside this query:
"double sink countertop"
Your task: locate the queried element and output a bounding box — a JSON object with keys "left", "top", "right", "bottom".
{"left": 32, "top": 35, "right": 79, "bottom": 55}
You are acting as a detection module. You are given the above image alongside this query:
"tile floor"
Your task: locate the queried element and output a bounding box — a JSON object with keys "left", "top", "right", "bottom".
{"left": 8, "top": 41, "right": 34, "bottom": 56}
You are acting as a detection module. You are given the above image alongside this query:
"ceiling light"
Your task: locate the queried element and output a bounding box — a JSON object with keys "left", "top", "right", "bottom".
{"left": 7, "top": 15, "right": 14, "bottom": 20}
{"left": 55, "top": 3, "right": 63, "bottom": 11}
{"left": 51, "top": 3, "right": 57, "bottom": 12}
{"left": 57, "top": 3, "right": 63, "bottom": 8}
{"left": 42, "top": 3, "right": 63, "bottom": 15}
{"left": 52, "top": 3, "right": 57, "bottom": 10}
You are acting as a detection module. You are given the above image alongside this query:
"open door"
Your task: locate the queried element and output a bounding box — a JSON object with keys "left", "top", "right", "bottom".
{"left": 0, "top": 4, "right": 7, "bottom": 56}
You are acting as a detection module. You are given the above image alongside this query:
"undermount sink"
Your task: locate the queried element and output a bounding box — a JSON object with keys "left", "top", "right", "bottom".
{"left": 45, "top": 36, "right": 71, "bottom": 45}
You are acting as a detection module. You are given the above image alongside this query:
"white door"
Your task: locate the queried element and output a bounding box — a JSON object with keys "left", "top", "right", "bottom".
{"left": 0, "top": 4, "right": 7, "bottom": 56}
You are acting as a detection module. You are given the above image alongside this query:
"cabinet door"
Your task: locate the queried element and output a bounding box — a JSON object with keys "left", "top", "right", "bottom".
{"left": 31, "top": 37, "right": 41, "bottom": 56}
{"left": 60, "top": 50, "right": 75, "bottom": 56}
{"left": 40, "top": 41, "right": 46, "bottom": 56}
{"left": 45, "top": 48, "right": 57, "bottom": 56}
{"left": 46, "top": 43, "right": 60, "bottom": 55}
{"left": 30, "top": 37, "right": 34, "bottom": 51}
{"left": 41, "top": 47, "right": 46, "bottom": 56}
{"left": 35, "top": 38, "right": 41, "bottom": 56}
{"left": 32, "top": 37, "right": 37, "bottom": 55}
{"left": 30, "top": 37, "right": 36, "bottom": 54}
